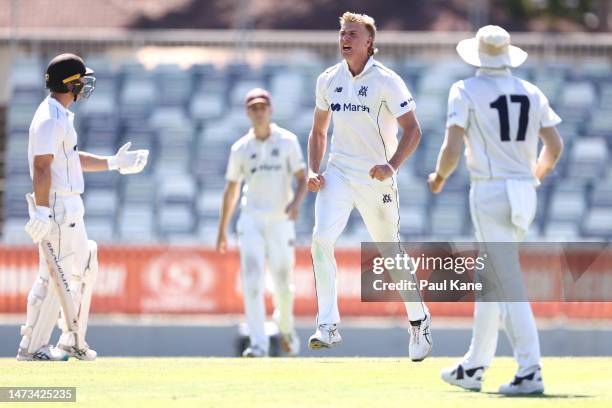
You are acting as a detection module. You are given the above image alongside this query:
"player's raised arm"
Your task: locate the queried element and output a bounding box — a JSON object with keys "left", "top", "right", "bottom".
{"left": 79, "top": 142, "right": 149, "bottom": 174}
{"left": 428, "top": 125, "right": 465, "bottom": 194}
{"left": 535, "top": 126, "right": 563, "bottom": 182}
{"left": 307, "top": 107, "right": 331, "bottom": 192}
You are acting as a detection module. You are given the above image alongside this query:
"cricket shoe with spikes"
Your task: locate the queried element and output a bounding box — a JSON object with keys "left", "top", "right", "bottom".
{"left": 498, "top": 368, "right": 544, "bottom": 395}
{"left": 308, "top": 324, "right": 342, "bottom": 350}
{"left": 57, "top": 342, "right": 97, "bottom": 361}
{"left": 409, "top": 313, "right": 432, "bottom": 361}
{"left": 16, "top": 345, "right": 69, "bottom": 361}
{"left": 441, "top": 364, "right": 485, "bottom": 391}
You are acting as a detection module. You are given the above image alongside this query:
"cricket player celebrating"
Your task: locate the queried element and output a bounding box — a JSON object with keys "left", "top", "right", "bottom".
{"left": 216, "top": 88, "right": 307, "bottom": 357}
{"left": 307, "top": 12, "right": 432, "bottom": 361}
{"left": 428, "top": 26, "right": 563, "bottom": 394}
{"left": 18, "top": 54, "right": 149, "bottom": 361}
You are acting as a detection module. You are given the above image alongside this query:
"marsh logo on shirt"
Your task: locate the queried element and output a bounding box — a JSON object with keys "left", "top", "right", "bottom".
{"left": 400, "top": 97, "right": 414, "bottom": 108}
{"left": 330, "top": 102, "right": 370, "bottom": 113}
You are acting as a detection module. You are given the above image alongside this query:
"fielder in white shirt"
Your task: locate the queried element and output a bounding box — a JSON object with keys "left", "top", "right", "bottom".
{"left": 307, "top": 12, "right": 432, "bottom": 361}
{"left": 18, "top": 53, "right": 149, "bottom": 361}
{"left": 217, "top": 88, "right": 307, "bottom": 357}
{"left": 428, "top": 26, "right": 563, "bottom": 395}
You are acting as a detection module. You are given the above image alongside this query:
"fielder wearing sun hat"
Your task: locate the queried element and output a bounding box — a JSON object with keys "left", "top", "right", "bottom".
{"left": 456, "top": 25, "right": 528, "bottom": 69}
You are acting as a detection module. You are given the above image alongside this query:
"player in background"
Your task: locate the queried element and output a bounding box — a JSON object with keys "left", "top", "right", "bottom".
{"left": 18, "top": 53, "right": 149, "bottom": 361}
{"left": 216, "top": 88, "right": 307, "bottom": 357}
{"left": 307, "top": 12, "right": 432, "bottom": 361}
{"left": 428, "top": 26, "right": 563, "bottom": 394}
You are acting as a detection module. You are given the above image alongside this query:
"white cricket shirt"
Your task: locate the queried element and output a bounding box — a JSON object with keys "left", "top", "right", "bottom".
{"left": 28, "top": 95, "right": 84, "bottom": 195}
{"left": 316, "top": 57, "right": 416, "bottom": 184}
{"left": 447, "top": 68, "right": 561, "bottom": 181}
{"left": 226, "top": 124, "right": 305, "bottom": 218}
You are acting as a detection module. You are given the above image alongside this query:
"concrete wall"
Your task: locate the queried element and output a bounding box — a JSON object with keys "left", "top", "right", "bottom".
{"left": 2, "top": 323, "right": 611, "bottom": 357}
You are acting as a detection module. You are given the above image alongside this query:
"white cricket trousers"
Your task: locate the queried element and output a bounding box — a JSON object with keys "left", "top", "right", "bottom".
{"left": 20, "top": 193, "right": 97, "bottom": 353}
{"left": 237, "top": 211, "right": 296, "bottom": 352}
{"left": 311, "top": 164, "right": 428, "bottom": 325}
{"left": 463, "top": 179, "right": 541, "bottom": 377}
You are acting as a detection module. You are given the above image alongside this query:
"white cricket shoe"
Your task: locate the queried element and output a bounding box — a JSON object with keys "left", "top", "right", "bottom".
{"left": 242, "top": 345, "right": 268, "bottom": 357}
{"left": 308, "top": 324, "right": 342, "bottom": 350}
{"left": 280, "top": 330, "right": 301, "bottom": 356}
{"left": 57, "top": 343, "right": 98, "bottom": 361}
{"left": 409, "top": 313, "right": 432, "bottom": 361}
{"left": 16, "top": 345, "right": 69, "bottom": 361}
{"left": 498, "top": 368, "right": 544, "bottom": 395}
{"left": 440, "top": 364, "right": 485, "bottom": 391}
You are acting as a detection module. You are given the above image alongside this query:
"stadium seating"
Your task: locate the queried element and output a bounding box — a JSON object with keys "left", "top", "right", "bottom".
{"left": 4, "top": 54, "right": 612, "bottom": 243}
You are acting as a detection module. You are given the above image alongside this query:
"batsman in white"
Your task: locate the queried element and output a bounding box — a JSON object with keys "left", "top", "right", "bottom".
{"left": 18, "top": 53, "right": 149, "bottom": 361}
{"left": 216, "top": 88, "right": 307, "bottom": 357}
{"left": 428, "top": 26, "right": 563, "bottom": 394}
{"left": 307, "top": 12, "right": 432, "bottom": 360}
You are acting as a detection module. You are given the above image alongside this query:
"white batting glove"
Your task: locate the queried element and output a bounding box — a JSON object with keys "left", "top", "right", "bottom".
{"left": 24, "top": 193, "right": 52, "bottom": 244}
{"left": 108, "top": 142, "right": 149, "bottom": 175}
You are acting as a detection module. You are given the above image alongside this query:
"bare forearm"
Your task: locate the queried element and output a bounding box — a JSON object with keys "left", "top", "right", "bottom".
{"left": 535, "top": 145, "right": 562, "bottom": 181}
{"left": 535, "top": 127, "right": 563, "bottom": 181}
{"left": 434, "top": 125, "right": 465, "bottom": 179}
{"left": 388, "top": 126, "right": 421, "bottom": 171}
{"left": 435, "top": 143, "right": 461, "bottom": 179}
{"left": 33, "top": 167, "right": 51, "bottom": 207}
{"left": 308, "top": 131, "right": 327, "bottom": 174}
{"left": 218, "top": 188, "right": 240, "bottom": 233}
{"left": 79, "top": 152, "right": 110, "bottom": 172}
{"left": 292, "top": 174, "right": 307, "bottom": 206}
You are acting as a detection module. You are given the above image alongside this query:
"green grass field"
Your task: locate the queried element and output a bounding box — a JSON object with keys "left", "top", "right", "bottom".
{"left": 1, "top": 357, "right": 610, "bottom": 407}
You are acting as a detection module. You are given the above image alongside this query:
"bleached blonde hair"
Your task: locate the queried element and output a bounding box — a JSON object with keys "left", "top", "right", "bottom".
{"left": 339, "top": 12, "right": 378, "bottom": 56}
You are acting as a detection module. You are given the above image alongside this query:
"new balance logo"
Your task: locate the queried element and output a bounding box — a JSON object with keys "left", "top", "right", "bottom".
{"left": 335, "top": 87, "right": 343, "bottom": 93}
{"left": 358, "top": 86, "right": 368, "bottom": 97}
{"left": 382, "top": 194, "right": 392, "bottom": 204}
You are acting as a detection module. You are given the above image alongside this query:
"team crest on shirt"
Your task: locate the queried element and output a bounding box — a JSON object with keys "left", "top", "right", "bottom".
{"left": 358, "top": 86, "right": 368, "bottom": 97}
{"left": 382, "top": 194, "right": 392, "bottom": 204}
{"left": 271, "top": 148, "right": 279, "bottom": 157}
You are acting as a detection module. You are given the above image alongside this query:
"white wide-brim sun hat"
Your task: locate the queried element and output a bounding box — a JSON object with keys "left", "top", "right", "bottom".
{"left": 456, "top": 25, "right": 528, "bottom": 69}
